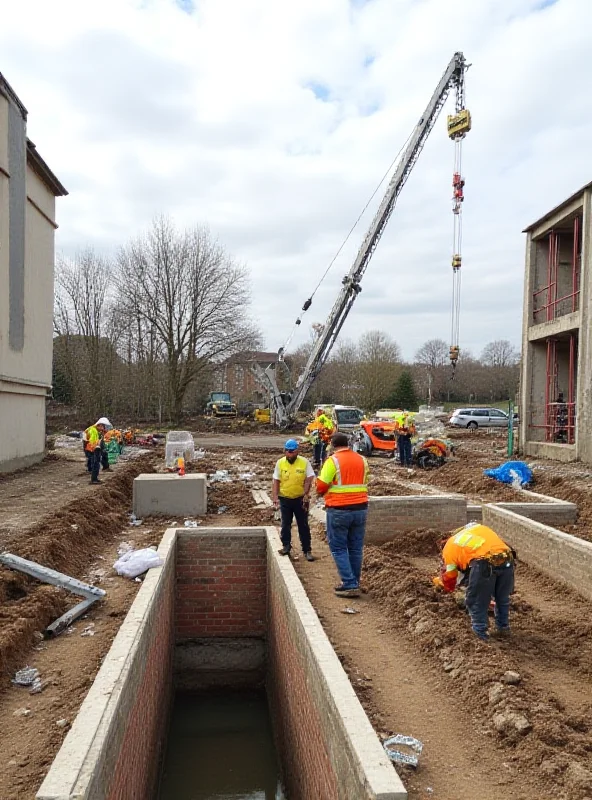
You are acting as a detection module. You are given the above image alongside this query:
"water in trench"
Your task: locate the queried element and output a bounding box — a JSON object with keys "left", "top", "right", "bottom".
{"left": 158, "top": 691, "right": 285, "bottom": 799}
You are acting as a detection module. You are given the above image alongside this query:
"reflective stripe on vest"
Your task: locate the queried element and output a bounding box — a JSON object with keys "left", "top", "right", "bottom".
{"left": 326, "top": 454, "right": 367, "bottom": 494}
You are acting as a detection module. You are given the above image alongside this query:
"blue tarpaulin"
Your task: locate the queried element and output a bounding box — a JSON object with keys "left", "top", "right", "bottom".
{"left": 484, "top": 460, "right": 532, "bottom": 487}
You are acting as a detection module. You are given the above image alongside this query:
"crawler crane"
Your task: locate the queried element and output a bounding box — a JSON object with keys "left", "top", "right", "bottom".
{"left": 254, "top": 52, "right": 471, "bottom": 426}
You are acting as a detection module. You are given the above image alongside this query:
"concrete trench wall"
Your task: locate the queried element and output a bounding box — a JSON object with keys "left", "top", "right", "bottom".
{"left": 482, "top": 505, "right": 592, "bottom": 602}
{"left": 37, "top": 527, "right": 405, "bottom": 800}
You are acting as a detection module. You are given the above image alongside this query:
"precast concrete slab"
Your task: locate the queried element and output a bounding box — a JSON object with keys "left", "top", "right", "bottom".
{"left": 132, "top": 473, "right": 207, "bottom": 517}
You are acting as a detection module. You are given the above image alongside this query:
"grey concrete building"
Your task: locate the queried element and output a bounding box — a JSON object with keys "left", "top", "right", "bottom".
{"left": 0, "top": 73, "right": 67, "bottom": 472}
{"left": 519, "top": 181, "right": 592, "bottom": 463}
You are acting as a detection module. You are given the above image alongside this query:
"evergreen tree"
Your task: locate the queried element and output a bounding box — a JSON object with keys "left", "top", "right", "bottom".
{"left": 384, "top": 369, "right": 418, "bottom": 410}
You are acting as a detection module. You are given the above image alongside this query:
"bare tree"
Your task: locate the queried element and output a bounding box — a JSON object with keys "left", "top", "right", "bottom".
{"left": 480, "top": 340, "right": 519, "bottom": 368}
{"left": 116, "top": 218, "right": 260, "bottom": 422}
{"left": 53, "top": 250, "right": 117, "bottom": 418}
{"left": 414, "top": 338, "right": 449, "bottom": 405}
{"left": 356, "top": 330, "right": 402, "bottom": 411}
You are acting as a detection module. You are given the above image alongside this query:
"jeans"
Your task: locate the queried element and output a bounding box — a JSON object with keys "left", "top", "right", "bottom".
{"left": 326, "top": 507, "right": 368, "bottom": 590}
{"left": 397, "top": 434, "right": 412, "bottom": 466}
{"left": 279, "top": 496, "right": 311, "bottom": 553}
{"left": 313, "top": 441, "right": 327, "bottom": 466}
{"left": 465, "top": 559, "right": 514, "bottom": 635}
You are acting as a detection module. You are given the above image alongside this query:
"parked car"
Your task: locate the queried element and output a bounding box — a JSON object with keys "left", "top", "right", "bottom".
{"left": 205, "top": 392, "right": 237, "bottom": 417}
{"left": 332, "top": 405, "right": 365, "bottom": 433}
{"left": 449, "top": 408, "right": 519, "bottom": 429}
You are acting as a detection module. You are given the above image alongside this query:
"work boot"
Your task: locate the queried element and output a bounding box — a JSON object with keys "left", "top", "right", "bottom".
{"left": 103, "top": 466, "right": 112, "bottom": 472}
{"left": 493, "top": 627, "right": 511, "bottom": 638}
{"left": 335, "top": 585, "right": 360, "bottom": 598}
{"left": 474, "top": 630, "right": 489, "bottom": 642}
{"left": 278, "top": 547, "right": 291, "bottom": 556}
{"left": 304, "top": 552, "right": 315, "bottom": 562}
{"left": 90, "top": 479, "right": 102, "bottom": 485}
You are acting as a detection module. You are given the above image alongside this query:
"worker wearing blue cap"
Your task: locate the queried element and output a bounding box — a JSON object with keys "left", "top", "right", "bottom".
{"left": 272, "top": 439, "right": 316, "bottom": 561}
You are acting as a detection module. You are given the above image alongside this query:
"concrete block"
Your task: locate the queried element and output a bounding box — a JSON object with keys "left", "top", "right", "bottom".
{"left": 133, "top": 473, "right": 207, "bottom": 517}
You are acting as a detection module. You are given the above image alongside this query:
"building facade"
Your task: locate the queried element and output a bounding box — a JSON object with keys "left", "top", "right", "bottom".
{"left": 519, "top": 182, "right": 592, "bottom": 463}
{"left": 0, "top": 73, "right": 67, "bottom": 472}
{"left": 215, "top": 351, "right": 278, "bottom": 405}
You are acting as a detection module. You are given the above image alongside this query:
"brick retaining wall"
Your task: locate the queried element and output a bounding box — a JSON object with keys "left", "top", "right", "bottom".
{"left": 366, "top": 495, "right": 467, "bottom": 540}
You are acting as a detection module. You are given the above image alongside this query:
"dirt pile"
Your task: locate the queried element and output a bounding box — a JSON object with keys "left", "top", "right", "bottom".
{"left": 364, "top": 537, "right": 592, "bottom": 800}
{"left": 0, "top": 457, "right": 155, "bottom": 682}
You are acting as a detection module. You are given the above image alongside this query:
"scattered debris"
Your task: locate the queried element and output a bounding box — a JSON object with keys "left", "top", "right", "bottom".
{"left": 194, "top": 448, "right": 206, "bottom": 459}
{"left": 55, "top": 719, "right": 69, "bottom": 728}
{"left": 210, "top": 470, "right": 232, "bottom": 483}
{"left": 341, "top": 607, "right": 359, "bottom": 614}
{"left": 13, "top": 708, "right": 31, "bottom": 718}
{"left": 502, "top": 670, "right": 521, "bottom": 685}
{"left": 0, "top": 552, "right": 106, "bottom": 638}
{"left": 113, "top": 547, "right": 163, "bottom": 579}
{"left": 238, "top": 472, "right": 256, "bottom": 481}
{"left": 29, "top": 679, "right": 48, "bottom": 695}
{"left": 217, "top": 506, "right": 228, "bottom": 514}
{"left": 81, "top": 624, "right": 95, "bottom": 637}
{"left": 488, "top": 682, "right": 505, "bottom": 705}
{"left": 383, "top": 734, "right": 424, "bottom": 768}
{"left": 183, "top": 520, "right": 200, "bottom": 527}
{"left": 12, "top": 667, "right": 39, "bottom": 687}
{"left": 118, "top": 541, "right": 134, "bottom": 557}
{"left": 492, "top": 710, "right": 532, "bottom": 735}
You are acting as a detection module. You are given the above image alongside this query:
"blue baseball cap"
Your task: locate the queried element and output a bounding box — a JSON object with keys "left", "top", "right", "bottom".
{"left": 284, "top": 439, "right": 299, "bottom": 451}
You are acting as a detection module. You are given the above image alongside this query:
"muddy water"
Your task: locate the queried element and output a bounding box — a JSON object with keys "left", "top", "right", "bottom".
{"left": 158, "top": 691, "right": 285, "bottom": 799}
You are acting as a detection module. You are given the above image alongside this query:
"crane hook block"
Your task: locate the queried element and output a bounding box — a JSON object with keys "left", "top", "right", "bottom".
{"left": 302, "top": 298, "right": 312, "bottom": 311}
{"left": 452, "top": 254, "right": 462, "bottom": 269}
{"left": 449, "top": 345, "right": 460, "bottom": 363}
{"left": 447, "top": 109, "right": 471, "bottom": 139}
{"left": 295, "top": 317, "right": 302, "bottom": 326}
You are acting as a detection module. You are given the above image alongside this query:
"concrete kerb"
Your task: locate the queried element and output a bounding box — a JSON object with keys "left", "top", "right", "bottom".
{"left": 266, "top": 527, "right": 407, "bottom": 800}
{"left": 132, "top": 473, "right": 207, "bottom": 518}
{"left": 36, "top": 529, "right": 176, "bottom": 800}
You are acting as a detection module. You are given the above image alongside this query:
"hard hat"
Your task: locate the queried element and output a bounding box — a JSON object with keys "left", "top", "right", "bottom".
{"left": 96, "top": 417, "right": 112, "bottom": 427}
{"left": 284, "top": 439, "right": 299, "bottom": 451}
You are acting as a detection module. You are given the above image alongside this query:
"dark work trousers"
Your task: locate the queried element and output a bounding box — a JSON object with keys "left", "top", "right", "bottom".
{"left": 88, "top": 448, "right": 102, "bottom": 482}
{"left": 279, "top": 496, "right": 311, "bottom": 554}
{"left": 397, "top": 434, "right": 412, "bottom": 466}
{"left": 313, "top": 441, "right": 327, "bottom": 466}
{"left": 84, "top": 442, "right": 108, "bottom": 472}
{"left": 465, "top": 558, "right": 514, "bottom": 636}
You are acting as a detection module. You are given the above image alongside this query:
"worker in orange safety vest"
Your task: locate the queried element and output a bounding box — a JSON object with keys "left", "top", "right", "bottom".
{"left": 317, "top": 432, "right": 369, "bottom": 599}
{"left": 305, "top": 408, "right": 334, "bottom": 468}
{"left": 84, "top": 417, "right": 111, "bottom": 485}
{"left": 433, "top": 523, "right": 515, "bottom": 641}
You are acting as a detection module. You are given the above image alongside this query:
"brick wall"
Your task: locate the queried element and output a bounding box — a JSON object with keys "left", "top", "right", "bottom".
{"left": 366, "top": 495, "right": 467, "bottom": 540}
{"left": 483, "top": 505, "right": 592, "bottom": 602}
{"left": 106, "top": 558, "right": 174, "bottom": 800}
{"left": 492, "top": 501, "right": 578, "bottom": 526}
{"left": 266, "top": 530, "right": 406, "bottom": 800}
{"left": 176, "top": 529, "right": 267, "bottom": 639}
{"left": 37, "top": 530, "right": 176, "bottom": 800}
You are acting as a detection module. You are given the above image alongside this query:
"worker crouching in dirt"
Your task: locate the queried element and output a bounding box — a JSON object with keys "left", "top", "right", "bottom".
{"left": 84, "top": 418, "right": 111, "bottom": 485}
{"left": 433, "top": 523, "right": 515, "bottom": 642}
{"left": 272, "top": 439, "right": 315, "bottom": 562}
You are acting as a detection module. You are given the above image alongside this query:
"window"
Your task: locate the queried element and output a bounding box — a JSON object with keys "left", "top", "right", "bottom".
{"left": 472, "top": 409, "right": 489, "bottom": 417}
{"left": 489, "top": 409, "right": 507, "bottom": 418}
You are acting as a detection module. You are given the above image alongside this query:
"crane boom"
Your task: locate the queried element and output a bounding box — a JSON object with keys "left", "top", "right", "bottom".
{"left": 255, "top": 52, "right": 469, "bottom": 427}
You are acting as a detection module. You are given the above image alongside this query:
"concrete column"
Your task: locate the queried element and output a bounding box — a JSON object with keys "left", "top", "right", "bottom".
{"left": 576, "top": 189, "right": 592, "bottom": 462}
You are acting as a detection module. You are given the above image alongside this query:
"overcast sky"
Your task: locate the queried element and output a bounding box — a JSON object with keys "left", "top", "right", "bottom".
{"left": 2, "top": 0, "right": 589, "bottom": 360}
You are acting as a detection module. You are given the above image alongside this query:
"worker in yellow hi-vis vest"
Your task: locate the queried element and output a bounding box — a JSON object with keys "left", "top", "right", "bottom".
{"left": 272, "top": 439, "right": 315, "bottom": 562}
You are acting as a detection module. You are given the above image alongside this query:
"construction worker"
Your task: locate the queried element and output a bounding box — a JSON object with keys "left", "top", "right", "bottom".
{"left": 305, "top": 408, "right": 334, "bottom": 468}
{"left": 84, "top": 417, "right": 111, "bottom": 485}
{"left": 317, "top": 432, "right": 369, "bottom": 598}
{"left": 272, "top": 439, "right": 315, "bottom": 562}
{"left": 395, "top": 411, "right": 415, "bottom": 467}
{"left": 433, "top": 523, "right": 515, "bottom": 641}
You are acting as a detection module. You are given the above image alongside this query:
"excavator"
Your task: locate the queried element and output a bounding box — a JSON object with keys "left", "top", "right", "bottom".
{"left": 253, "top": 52, "right": 471, "bottom": 427}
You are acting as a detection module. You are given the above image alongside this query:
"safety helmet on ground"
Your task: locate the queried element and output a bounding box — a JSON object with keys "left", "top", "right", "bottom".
{"left": 284, "top": 439, "right": 299, "bottom": 451}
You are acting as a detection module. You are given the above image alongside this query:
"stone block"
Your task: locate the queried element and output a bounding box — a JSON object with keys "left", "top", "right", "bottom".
{"left": 133, "top": 473, "right": 207, "bottom": 517}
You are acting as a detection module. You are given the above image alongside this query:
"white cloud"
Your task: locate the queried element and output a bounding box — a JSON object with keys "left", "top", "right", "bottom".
{"left": 2, "top": 0, "right": 589, "bottom": 360}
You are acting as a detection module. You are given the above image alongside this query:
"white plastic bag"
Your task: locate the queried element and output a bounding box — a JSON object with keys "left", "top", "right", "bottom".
{"left": 113, "top": 548, "right": 163, "bottom": 579}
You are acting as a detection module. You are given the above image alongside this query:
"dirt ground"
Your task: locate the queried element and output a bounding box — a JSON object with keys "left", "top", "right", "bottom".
{"left": 0, "top": 431, "right": 591, "bottom": 798}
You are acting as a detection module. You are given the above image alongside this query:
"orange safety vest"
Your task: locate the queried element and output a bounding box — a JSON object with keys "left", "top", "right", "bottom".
{"left": 441, "top": 524, "right": 512, "bottom": 591}
{"left": 317, "top": 448, "right": 369, "bottom": 508}
{"left": 84, "top": 425, "right": 101, "bottom": 452}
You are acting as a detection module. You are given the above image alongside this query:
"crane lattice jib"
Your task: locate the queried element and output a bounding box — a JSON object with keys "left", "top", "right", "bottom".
{"left": 256, "top": 52, "right": 469, "bottom": 427}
